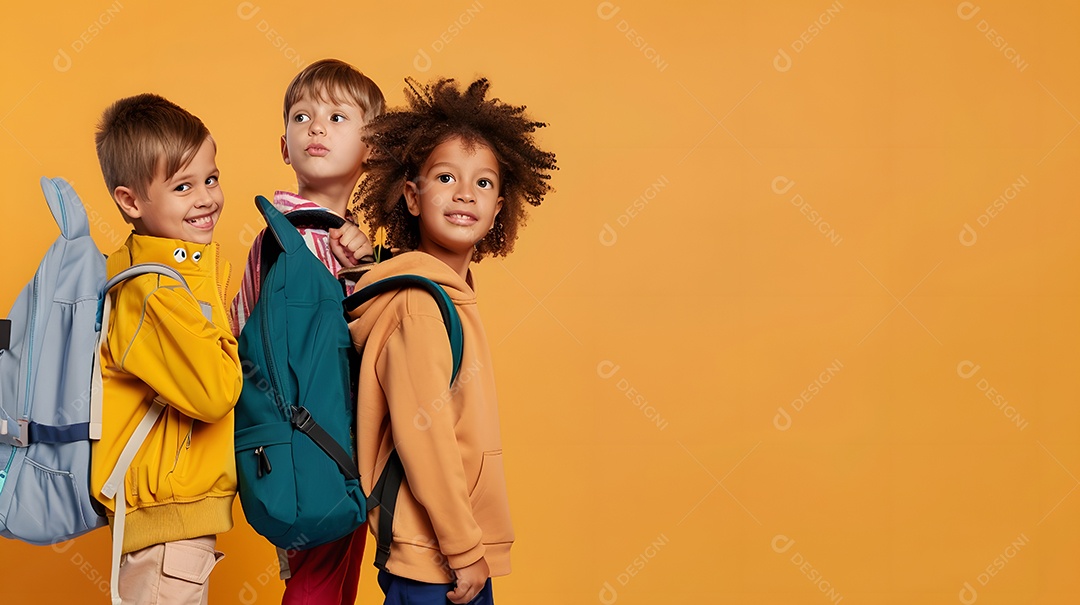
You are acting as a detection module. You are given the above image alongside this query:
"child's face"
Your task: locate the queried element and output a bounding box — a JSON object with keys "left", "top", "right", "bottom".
{"left": 281, "top": 91, "right": 370, "bottom": 189}
{"left": 123, "top": 137, "right": 223, "bottom": 244}
{"left": 404, "top": 136, "right": 504, "bottom": 259}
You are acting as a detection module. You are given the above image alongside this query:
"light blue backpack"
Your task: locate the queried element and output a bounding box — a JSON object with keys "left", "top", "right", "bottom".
{"left": 0, "top": 178, "right": 188, "bottom": 602}
{"left": 0, "top": 177, "right": 111, "bottom": 543}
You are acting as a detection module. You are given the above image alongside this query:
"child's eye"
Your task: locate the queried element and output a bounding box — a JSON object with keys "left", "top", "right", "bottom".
{"left": 437, "top": 174, "right": 454, "bottom": 184}
{"left": 330, "top": 114, "right": 346, "bottom": 123}
{"left": 174, "top": 183, "right": 192, "bottom": 193}
{"left": 205, "top": 176, "right": 219, "bottom": 187}
{"left": 477, "top": 178, "right": 493, "bottom": 189}
{"left": 293, "top": 113, "right": 310, "bottom": 123}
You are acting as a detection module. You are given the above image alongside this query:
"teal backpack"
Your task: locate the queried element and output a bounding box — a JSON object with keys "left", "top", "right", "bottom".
{"left": 235, "top": 196, "right": 462, "bottom": 552}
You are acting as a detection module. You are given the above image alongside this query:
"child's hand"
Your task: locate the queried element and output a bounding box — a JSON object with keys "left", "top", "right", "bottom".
{"left": 328, "top": 222, "right": 373, "bottom": 268}
{"left": 447, "top": 557, "right": 490, "bottom": 604}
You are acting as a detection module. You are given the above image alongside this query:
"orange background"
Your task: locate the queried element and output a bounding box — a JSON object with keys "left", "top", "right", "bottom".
{"left": 2, "top": 1, "right": 1078, "bottom": 603}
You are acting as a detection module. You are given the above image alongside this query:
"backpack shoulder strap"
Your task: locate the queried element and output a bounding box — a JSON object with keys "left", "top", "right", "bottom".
{"left": 94, "top": 263, "right": 197, "bottom": 605}
{"left": 368, "top": 448, "right": 405, "bottom": 569}
{"left": 345, "top": 275, "right": 464, "bottom": 384}
{"left": 100, "top": 397, "right": 166, "bottom": 605}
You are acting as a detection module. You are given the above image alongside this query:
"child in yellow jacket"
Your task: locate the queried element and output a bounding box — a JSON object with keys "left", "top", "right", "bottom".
{"left": 349, "top": 78, "right": 556, "bottom": 605}
{"left": 90, "top": 93, "right": 243, "bottom": 605}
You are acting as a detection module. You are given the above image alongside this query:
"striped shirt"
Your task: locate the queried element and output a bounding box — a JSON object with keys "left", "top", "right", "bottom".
{"left": 230, "top": 191, "right": 354, "bottom": 335}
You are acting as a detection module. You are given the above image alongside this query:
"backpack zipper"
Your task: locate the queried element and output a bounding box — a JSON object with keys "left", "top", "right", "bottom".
{"left": 260, "top": 295, "right": 285, "bottom": 419}
{"left": 0, "top": 449, "right": 16, "bottom": 495}
{"left": 22, "top": 272, "right": 40, "bottom": 417}
{"left": 254, "top": 446, "right": 272, "bottom": 477}
{"left": 50, "top": 179, "right": 69, "bottom": 235}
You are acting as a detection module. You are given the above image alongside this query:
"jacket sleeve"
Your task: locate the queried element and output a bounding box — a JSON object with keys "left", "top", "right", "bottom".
{"left": 376, "top": 311, "right": 486, "bottom": 570}
{"left": 110, "top": 280, "right": 243, "bottom": 423}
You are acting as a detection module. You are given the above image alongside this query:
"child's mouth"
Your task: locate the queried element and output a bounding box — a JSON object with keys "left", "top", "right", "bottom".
{"left": 307, "top": 144, "right": 329, "bottom": 157}
{"left": 445, "top": 212, "right": 477, "bottom": 226}
{"left": 187, "top": 215, "right": 215, "bottom": 229}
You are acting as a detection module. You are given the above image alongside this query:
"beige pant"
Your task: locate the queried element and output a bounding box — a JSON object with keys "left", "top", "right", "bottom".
{"left": 118, "top": 536, "right": 224, "bottom": 605}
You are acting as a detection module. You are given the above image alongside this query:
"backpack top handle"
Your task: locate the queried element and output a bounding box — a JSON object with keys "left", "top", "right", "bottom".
{"left": 284, "top": 208, "right": 347, "bottom": 233}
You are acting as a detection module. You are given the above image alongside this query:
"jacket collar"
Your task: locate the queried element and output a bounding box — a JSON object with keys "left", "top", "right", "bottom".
{"left": 122, "top": 233, "right": 220, "bottom": 278}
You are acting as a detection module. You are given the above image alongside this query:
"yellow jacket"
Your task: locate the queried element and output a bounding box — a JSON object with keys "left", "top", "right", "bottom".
{"left": 349, "top": 252, "right": 514, "bottom": 583}
{"left": 90, "top": 234, "right": 242, "bottom": 554}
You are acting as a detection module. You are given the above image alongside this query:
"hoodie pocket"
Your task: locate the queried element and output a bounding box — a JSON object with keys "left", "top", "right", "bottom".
{"left": 469, "top": 450, "right": 514, "bottom": 545}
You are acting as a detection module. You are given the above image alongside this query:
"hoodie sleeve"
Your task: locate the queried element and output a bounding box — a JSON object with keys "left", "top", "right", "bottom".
{"left": 376, "top": 310, "right": 486, "bottom": 570}
{"left": 110, "top": 280, "right": 243, "bottom": 423}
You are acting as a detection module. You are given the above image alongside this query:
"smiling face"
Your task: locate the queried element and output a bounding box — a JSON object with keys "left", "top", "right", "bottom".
{"left": 114, "top": 136, "right": 223, "bottom": 244}
{"left": 281, "top": 89, "right": 370, "bottom": 194}
{"left": 404, "top": 135, "right": 504, "bottom": 274}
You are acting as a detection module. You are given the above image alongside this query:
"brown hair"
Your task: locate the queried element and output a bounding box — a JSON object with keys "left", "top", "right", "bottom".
{"left": 95, "top": 93, "right": 209, "bottom": 203}
{"left": 283, "top": 59, "right": 385, "bottom": 125}
{"left": 355, "top": 77, "right": 557, "bottom": 261}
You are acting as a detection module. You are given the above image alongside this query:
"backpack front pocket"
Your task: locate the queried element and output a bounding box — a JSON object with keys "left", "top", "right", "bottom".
{"left": 235, "top": 423, "right": 296, "bottom": 541}
{"left": 1, "top": 446, "right": 97, "bottom": 543}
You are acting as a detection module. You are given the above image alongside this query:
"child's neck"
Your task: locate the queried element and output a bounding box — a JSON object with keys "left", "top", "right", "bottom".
{"left": 296, "top": 183, "right": 351, "bottom": 217}
{"left": 418, "top": 242, "right": 471, "bottom": 281}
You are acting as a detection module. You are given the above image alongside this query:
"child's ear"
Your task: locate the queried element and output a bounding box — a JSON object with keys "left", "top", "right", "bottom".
{"left": 404, "top": 180, "right": 421, "bottom": 217}
{"left": 489, "top": 196, "right": 504, "bottom": 230}
{"left": 280, "top": 134, "right": 291, "bottom": 166}
{"left": 358, "top": 142, "right": 372, "bottom": 170}
{"left": 113, "top": 186, "right": 143, "bottom": 220}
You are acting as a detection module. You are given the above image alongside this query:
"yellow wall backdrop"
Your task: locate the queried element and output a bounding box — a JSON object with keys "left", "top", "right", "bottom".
{"left": 1, "top": 1, "right": 1078, "bottom": 603}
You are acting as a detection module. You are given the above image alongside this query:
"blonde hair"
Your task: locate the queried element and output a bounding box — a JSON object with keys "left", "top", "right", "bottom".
{"left": 95, "top": 93, "right": 209, "bottom": 203}
{"left": 283, "top": 59, "right": 385, "bottom": 124}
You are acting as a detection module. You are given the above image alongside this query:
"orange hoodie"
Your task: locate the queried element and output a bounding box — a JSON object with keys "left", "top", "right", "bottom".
{"left": 348, "top": 251, "right": 513, "bottom": 583}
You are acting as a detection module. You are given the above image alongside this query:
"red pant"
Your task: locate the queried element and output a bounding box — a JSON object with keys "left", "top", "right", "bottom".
{"left": 281, "top": 525, "right": 367, "bottom": 605}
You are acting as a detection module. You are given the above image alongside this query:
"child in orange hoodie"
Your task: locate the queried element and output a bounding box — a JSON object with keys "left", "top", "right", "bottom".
{"left": 347, "top": 78, "right": 556, "bottom": 605}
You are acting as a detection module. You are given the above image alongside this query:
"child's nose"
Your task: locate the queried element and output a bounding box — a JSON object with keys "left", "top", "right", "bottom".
{"left": 308, "top": 117, "right": 325, "bottom": 135}
{"left": 451, "top": 181, "right": 477, "bottom": 203}
{"left": 455, "top": 184, "right": 476, "bottom": 203}
{"left": 194, "top": 185, "right": 217, "bottom": 207}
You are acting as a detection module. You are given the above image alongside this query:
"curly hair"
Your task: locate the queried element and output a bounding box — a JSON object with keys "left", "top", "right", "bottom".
{"left": 354, "top": 77, "right": 557, "bottom": 261}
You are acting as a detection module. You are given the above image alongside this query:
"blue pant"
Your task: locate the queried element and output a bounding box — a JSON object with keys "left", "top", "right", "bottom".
{"left": 378, "top": 570, "right": 494, "bottom": 605}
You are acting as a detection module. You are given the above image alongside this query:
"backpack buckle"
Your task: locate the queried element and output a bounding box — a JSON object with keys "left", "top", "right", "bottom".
{"left": 290, "top": 406, "right": 316, "bottom": 432}
{"left": 12, "top": 418, "right": 29, "bottom": 447}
